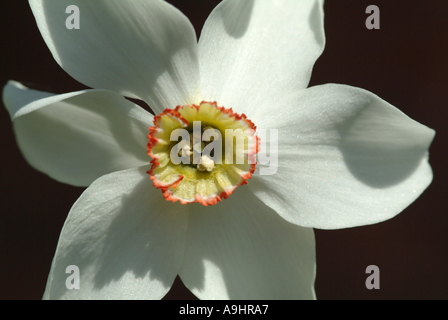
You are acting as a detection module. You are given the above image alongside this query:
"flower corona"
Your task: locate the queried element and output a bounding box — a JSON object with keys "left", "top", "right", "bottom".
{"left": 147, "top": 102, "right": 260, "bottom": 206}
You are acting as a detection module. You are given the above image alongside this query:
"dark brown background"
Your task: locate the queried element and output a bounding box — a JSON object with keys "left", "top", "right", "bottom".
{"left": 0, "top": 1, "right": 446, "bottom": 300}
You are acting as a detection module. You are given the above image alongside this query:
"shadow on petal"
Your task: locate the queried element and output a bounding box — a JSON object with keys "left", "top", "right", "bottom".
{"left": 47, "top": 169, "right": 187, "bottom": 299}
{"left": 308, "top": 0, "right": 325, "bottom": 49}
{"left": 336, "top": 102, "right": 433, "bottom": 188}
{"left": 180, "top": 186, "right": 316, "bottom": 300}
{"left": 220, "top": 0, "right": 254, "bottom": 39}
{"left": 92, "top": 177, "right": 186, "bottom": 292}
{"left": 39, "top": 0, "right": 199, "bottom": 112}
{"left": 12, "top": 89, "right": 152, "bottom": 187}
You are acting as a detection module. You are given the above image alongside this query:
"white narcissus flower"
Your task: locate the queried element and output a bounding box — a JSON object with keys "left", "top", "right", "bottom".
{"left": 3, "top": 0, "right": 434, "bottom": 300}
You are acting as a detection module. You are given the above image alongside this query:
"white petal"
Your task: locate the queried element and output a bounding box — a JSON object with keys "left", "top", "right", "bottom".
{"left": 29, "top": 0, "right": 200, "bottom": 113}
{"left": 3, "top": 81, "right": 153, "bottom": 187}
{"left": 249, "top": 84, "right": 435, "bottom": 229}
{"left": 43, "top": 166, "right": 188, "bottom": 300}
{"left": 198, "top": 0, "right": 325, "bottom": 114}
{"left": 179, "top": 186, "right": 316, "bottom": 300}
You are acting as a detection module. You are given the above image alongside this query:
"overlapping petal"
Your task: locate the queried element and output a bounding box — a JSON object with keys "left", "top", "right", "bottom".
{"left": 29, "top": 0, "right": 201, "bottom": 113}
{"left": 3, "top": 81, "right": 152, "bottom": 187}
{"left": 179, "top": 187, "right": 316, "bottom": 299}
{"left": 249, "top": 84, "right": 435, "bottom": 229}
{"left": 198, "top": 0, "right": 325, "bottom": 116}
{"left": 43, "top": 166, "right": 188, "bottom": 300}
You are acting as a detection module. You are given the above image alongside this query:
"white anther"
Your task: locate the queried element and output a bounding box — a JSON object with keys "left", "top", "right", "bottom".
{"left": 197, "top": 155, "right": 215, "bottom": 172}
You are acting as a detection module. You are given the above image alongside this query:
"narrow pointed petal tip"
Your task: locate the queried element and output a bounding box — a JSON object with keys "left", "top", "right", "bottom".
{"left": 249, "top": 84, "right": 435, "bottom": 230}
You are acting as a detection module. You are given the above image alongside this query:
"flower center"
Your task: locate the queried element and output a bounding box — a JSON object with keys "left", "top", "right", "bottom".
{"left": 147, "top": 102, "right": 259, "bottom": 206}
